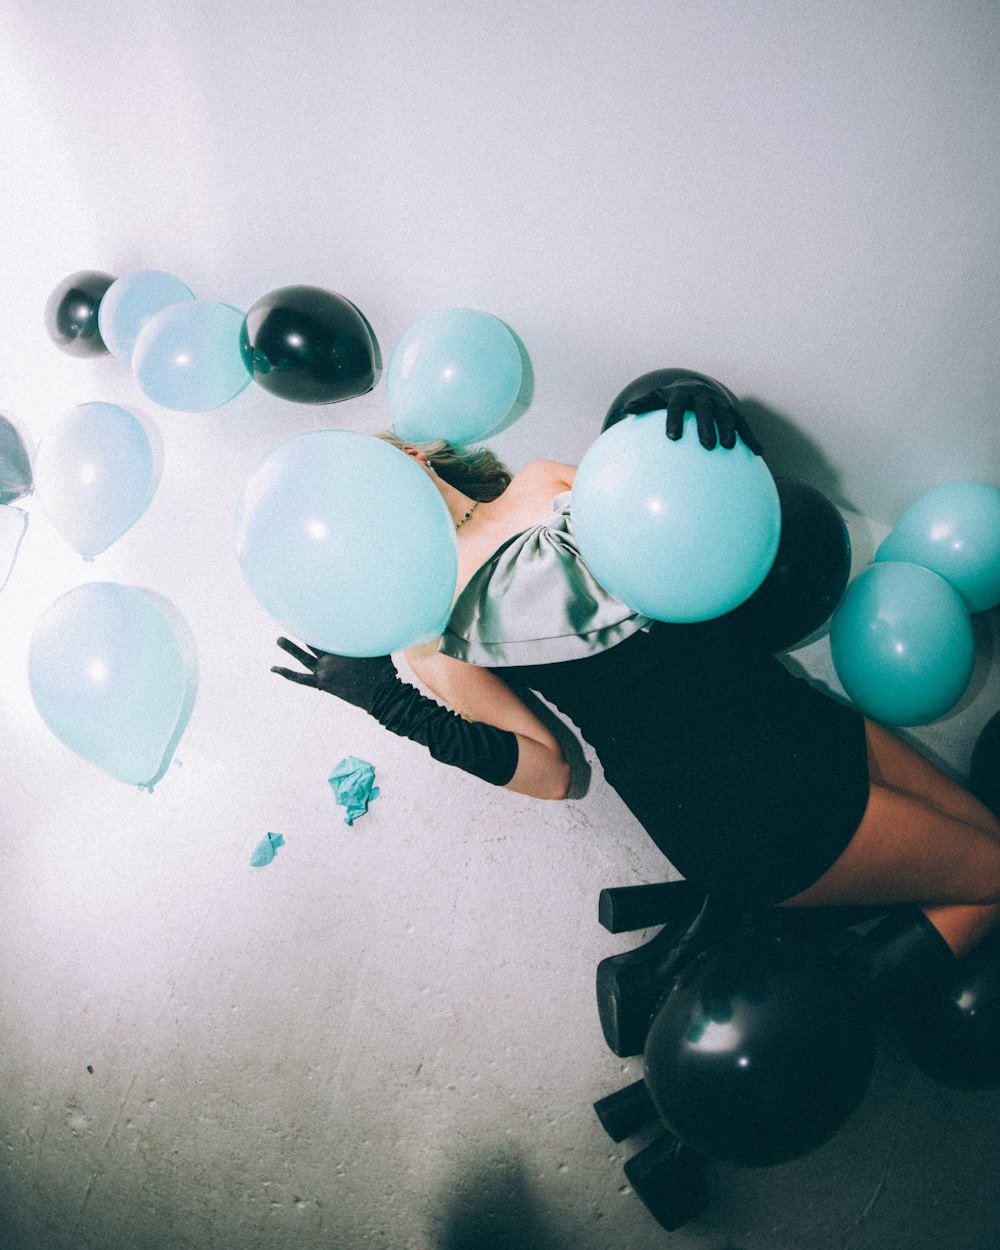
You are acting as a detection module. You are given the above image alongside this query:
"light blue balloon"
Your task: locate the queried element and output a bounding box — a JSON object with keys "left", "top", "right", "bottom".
{"left": 387, "top": 307, "right": 523, "bottom": 444}
{"left": 132, "top": 300, "right": 251, "bottom": 412}
{"left": 97, "top": 268, "right": 195, "bottom": 363}
{"left": 0, "top": 411, "right": 33, "bottom": 503}
{"left": 28, "top": 582, "right": 196, "bottom": 787}
{"left": 876, "top": 481, "right": 1000, "bottom": 613}
{"left": 571, "top": 412, "right": 781, "bottom": 622}
{"left": 34, "top": 402, "right": 155, "bottom": 558}
{"left": 235, "top": 431, "right": 458, "bottom": 655}
{"left": 830, "top": 560, "right": 974, "bottom": 726}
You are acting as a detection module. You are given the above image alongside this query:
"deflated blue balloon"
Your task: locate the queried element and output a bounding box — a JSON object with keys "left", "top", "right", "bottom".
{"left": 133, "top": 300, "right": 251, "bottom": 412}
{"left": 572, "top": 412, "right": 781, "bottom": 622}
{"left": 876, "top": 481, "right": 1000, "bottom": 613}
{"left": 28, "top": 582, "right": 196, "bottom": 787}
{"left": 34, "top": 402, "right": 155, "bottom": 558}
{"left": 98, "top": 268, "right": 195, "bottom": 363}
{"left": 830, "top": 560, "right": 974, "bottom": 725}
{"left": 387, "top": 307, "right": 523, "bottom": 444}
{"left": 235, "top": 431, "right": 458, "bottom": 656}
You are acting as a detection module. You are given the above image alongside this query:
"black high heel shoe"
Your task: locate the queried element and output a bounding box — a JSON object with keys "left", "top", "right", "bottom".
{"left": 846, "top": 905, "right": 1000, "bottom": 1087}
{"left": 596, "top": 895, "right": 741, "bottom": 1057}
{"left": 898, "top": 926, "right": 1000, "bottom": 1088}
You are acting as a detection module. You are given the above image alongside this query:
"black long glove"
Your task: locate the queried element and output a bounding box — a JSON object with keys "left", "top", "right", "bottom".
{"left": 602, "top": 367, "right": 763, "bottom": 454}
{"left": 271, "top": 638, "right": 519, "bottom": 787}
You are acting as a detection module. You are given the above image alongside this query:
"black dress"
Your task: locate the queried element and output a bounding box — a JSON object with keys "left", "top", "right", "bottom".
{"left": 440, "top": 494, "right": 870, "bottom": 907}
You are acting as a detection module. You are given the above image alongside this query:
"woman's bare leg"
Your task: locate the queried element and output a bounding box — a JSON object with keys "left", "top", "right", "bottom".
{"left": 781, "top": 720, "right": 1000, "bottom": 956}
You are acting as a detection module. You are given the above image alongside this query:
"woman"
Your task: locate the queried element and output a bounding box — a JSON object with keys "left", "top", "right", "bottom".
{"left": 272, "top": 371, "right": 1000, "bottom": 1075}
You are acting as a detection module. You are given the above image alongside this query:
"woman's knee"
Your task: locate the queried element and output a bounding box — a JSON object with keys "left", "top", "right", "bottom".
{"left": 865, "top": 719, "right": 1000, "bottom": 839}
{"left": 783, "top": 784, "right": 1000, "bottom": 909}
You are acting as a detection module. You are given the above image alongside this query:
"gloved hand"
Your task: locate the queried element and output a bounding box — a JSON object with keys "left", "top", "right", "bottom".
{"left": 272, "top": 637, "right": 519, "bottom": 787}
{"left": 272, "top": 638, "right": 398, "bottom": 712}
{"left": 603, "top": 368, "right": 763, "bottom": 455}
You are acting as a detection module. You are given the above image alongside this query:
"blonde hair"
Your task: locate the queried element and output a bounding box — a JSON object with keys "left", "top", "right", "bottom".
{"left": 375, "top": 432, "right": 512, "bottom": 502}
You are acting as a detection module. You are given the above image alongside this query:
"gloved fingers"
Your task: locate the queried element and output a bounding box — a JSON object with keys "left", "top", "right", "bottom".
{"left": 275, "top": 636, "right": 319, "bottom": 670}
{"left": 664, "top": 401, "right": 686, "bottom": 441}
{"left": 714, "top": 400, "right": 737, "bottom": 450}
{"left": 734, "top": 412, "right": 764, "bottom": 455}
{"left": 271, "top": 665, "right": 319, "bottom": 687}
{"left": 689, "top": 392, "right": 719, "bottom": 450}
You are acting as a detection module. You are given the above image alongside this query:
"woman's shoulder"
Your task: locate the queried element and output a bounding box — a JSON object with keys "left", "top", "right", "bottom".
{"left": 507, "top": 459, "right": 576, "bottom": 493}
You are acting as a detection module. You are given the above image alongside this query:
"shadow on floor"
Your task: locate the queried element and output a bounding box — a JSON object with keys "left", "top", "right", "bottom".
{"left": 429, "top": 1146, "right": 564, "bottom": 1250}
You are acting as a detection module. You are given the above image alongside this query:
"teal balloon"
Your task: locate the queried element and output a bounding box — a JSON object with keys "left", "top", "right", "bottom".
{"left": 235, "top": 431, "right": 458, "bottom": 656}
{"left": 876, "top": 481, "right": 1000, "bottom": 613}
{"left": 98, "top": 268, "right": 195, "bottom": 363}
{"left": 34, "top": 402, "right": 155, "bottom": 558}
{"left": 387, "top": 307, "right": 523, "bottom": 444}
{"left": 133, "top": 300, "right": 251, "bottom": 411}
{"left": 571, "top": 412, "right": 781, "bottom": 622}
{"left": 28, "top": 582, "right": 196, "bottom": 787}
{"left": 830, "top": 561, "right": 974, "bottom": 725}
{"left": 0, "top": 412, "right": 33, "bottom": 503}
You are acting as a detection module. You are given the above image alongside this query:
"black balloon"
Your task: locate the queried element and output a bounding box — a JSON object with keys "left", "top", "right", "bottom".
{"left": 44, "top": 270, "right": 115, "bottom": 357}
{"left": 643, "top": 932, "right": 876, "bottom": 1167}
{"left": 724, "top": 477, "right": 851, "bottom": 652}
{"left": 603, "top": 367, "right": 741, "bottom": 430}
{"left": 241, "top": 284, "right": 381, "bottom": 404}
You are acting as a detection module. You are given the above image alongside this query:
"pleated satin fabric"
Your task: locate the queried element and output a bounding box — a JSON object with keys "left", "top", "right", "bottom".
{"left": 440, "top": 493, "right": 652, "bottom": 666}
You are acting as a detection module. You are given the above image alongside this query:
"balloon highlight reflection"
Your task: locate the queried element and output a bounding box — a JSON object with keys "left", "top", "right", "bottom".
{"left": 236, "top": 431, "right": 458, "bottom": 656}
{"left": 133, "top": 300, "right": 251, "bottom": 411}
{"left": 572, "top": 412, "right": 781, "bottom": 622}
{"left": 29, "top": 582, "right": 197, "bottom": 787}
{"left": 831, "top": 561, "right": 975, "bottom": 725}
{"left": 34, "top": 402, "right": 156, "bottom": 558}
{"left": 387, "top": 307, "right": 523, "bottom": 444}
{"left": 643, "top": 933, "right": 876, "bottom": 1167}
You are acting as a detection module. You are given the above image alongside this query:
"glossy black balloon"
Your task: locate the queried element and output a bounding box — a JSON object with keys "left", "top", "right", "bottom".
{"left": 724, "top": 478, "right": 851, "bottom": 652}
{"left": 241, "top": 284, "right": 381, "bottom": 404}
{"left": 44, "top": 270, "right": 115, "bottom": 357}
{"left": 900, "top": 930, "right": 1000, "bottom": 1089}
{"left": 644, "top": 933, "right": 875, "bottom": 1167}
{"left": 603, "top": 368, "right": 740, "bottom": 430}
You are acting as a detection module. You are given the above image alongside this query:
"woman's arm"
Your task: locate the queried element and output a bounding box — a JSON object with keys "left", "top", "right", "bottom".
{"left": 272, "top": 638, "right": 570, "bottom": 800}
{"left": 405, "top": 642, "right": 571, "bottom": 800}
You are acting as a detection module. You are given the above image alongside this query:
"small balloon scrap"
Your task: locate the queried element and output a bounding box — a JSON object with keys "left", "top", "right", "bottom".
{"left": 328, "top": 755, "right": 380, "bottom": 825}
{"left": 250, "top": 831, "right": 285, "bottom": 867}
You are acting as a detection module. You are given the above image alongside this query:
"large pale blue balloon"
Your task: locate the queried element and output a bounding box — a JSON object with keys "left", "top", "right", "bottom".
{"left": 34, "top": 402, "right": 155, "bottom": 558}
{"left": 133, "top": 300, "right": 251, "bottom": 411}
{"left": 572, "top": 412, "right": 781, "bottom": 622}
{"left": 0, "top": 412, "right": 33, "bottom": 503}
{"left": 830, "top": 561, "right": 974, "bottom": 725}
{"left": 876, "top": 481, "right": 1000, "bottom": 613}
{"left": 387, "top": 307, "right": 523, "bottom": 444}
{"left": 235, "top": 431, "right": 458, "bottom": 655}
{"left": 28, "top": 582, "right": 196, "bottom": 787}
{"left": 97, "top": 268, "right": 195, "bottom": 363}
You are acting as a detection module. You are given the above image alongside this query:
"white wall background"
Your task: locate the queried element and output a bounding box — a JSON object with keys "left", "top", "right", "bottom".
{"left": 1, "top": 3, "right": 999, "bottom": 1248}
